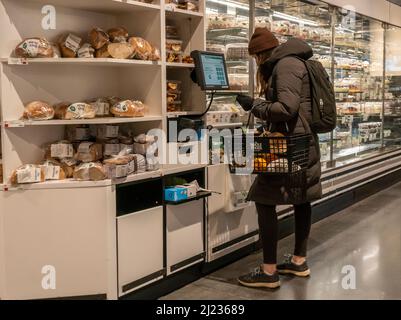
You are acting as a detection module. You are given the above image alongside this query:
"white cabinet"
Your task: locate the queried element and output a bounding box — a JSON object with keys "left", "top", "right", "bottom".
{"left": 117, "top": 206, "right": 164, "bottom": 297}
{"left": 166, "top": 200, "right": 204, "bottom": 275}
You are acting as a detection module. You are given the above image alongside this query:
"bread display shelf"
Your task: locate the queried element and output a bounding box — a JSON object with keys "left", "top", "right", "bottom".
{"left": 166, "top": 62, "right": 195, "bottom": 68}
{"left": 2, "top": 116, "right": 163, "bottom": 128}
{"left": 0, "top": 58, "right": 162, "bottom": 68}
{"left": 166, "top": 111, "right": 203, "bottom": 118}
{"left": 165, "top": 6, "right": 204, "bottom": 18}
{"left": 21, "top": 0, "right": 161, "bottom": 13}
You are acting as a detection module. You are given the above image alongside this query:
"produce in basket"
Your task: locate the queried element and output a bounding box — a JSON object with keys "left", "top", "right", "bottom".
{"left": 268, "top": 132, "right": 287, "bottom": 154}
{"left": 266, "top": 159, "right": 301, "bottom": 173}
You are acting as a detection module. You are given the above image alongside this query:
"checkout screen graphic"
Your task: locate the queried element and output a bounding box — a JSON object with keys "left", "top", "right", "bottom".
{"left": 201, "top": 54, "right": 228, "bottom": 87}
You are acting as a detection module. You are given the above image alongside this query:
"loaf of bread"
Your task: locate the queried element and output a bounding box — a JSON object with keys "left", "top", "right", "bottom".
{"left": 23, "top": 101, "right": 55, "bottom": 121}
{"left": 15, "top": 38, "right": 54, "bottom": 58}
{"left": 54, "top": 102, "right": 96, "bottom": 120}
{"left": 45, "top": 140, "right": 74, "bottom": 159}
{"left": 107, "top": 27, "right": 129, "bottom": 43}
{"left": 89, "top": 98, "right": 111, "bottom": 117}
{"left": 95, "top": 44, "right": 112, "bottom": 58}
{"left": 128, "top": 37, "right": 153, "bottom": 60}
{"left": 110, "top": 100, "right": 145, "bottom": 117}
{"left": 103, "top": 154, "right": 136, "bottom": 178}
{"left": 10, "top": 164, "right": 46, "bottom": 185}
{"left": 40, "top": 160, "right": 66, "bottom": 180}
{"left": 58, "top": 33, "right": 82, "bottom": 58}
{"left": 108, "top": 42, "right": 135, "bottom": 59}
{"left": 75, "top": 142, "right": 103, "bottom": 162}
{"left": 59, "top": 158, "right": 78, "bottom": 178}
{"left": 73, "top": 162, "right": 106, "bottom": 181}
{"left": 89, "top": 28, "right": 110, "bottom": 50}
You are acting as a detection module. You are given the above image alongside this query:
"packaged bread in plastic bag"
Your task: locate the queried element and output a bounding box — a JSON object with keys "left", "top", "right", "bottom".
{"left": 45, "top": 140, "right": 74, "bottom": 159}
{"left": 108, "top": 27, "right": 129, "bottom": 43}
{"left": 58, "top": 33, "right": 82, "bottom": 58}
{"left": 73, "top": 162, "right": 106, "bottom": 181}
{"left": 59, "top": 158, "right": 77, "bottom": 178}
{"left": 75, "top": 142, "right": 103, "bottom": 162}
{"left": 108, "top": 42, "right": 135, "bottom": 59}
{"left": 103, "top": 153, "right": 136, "bottom": 179}
{"left": 40, "top": 159, "right": 66, "bottom": 180}
{"left": 95, "top": 44, "right": 112, "bottom": 58}
{"left": 89, "top": 28, "right": 109, "bottom": 50}
{"left": 15, "top": 38, "right": 54, "bottom": 58}
{"left": 78, "top": 43, "right": 95, "bottom": 58}
{"left": 111, "top": 100, "right": 146, "bottom": 117}
{"left": 128, "top": 37, "right": 153, "bottom": 60}
{"left": 54, "top": 102, "right": 96, "bottom": 120}
{"left": 10, "top": 164, "right": 46, "bottom": 185}
{"left": 23, "top": 101, "right": 55, "bottom": 121}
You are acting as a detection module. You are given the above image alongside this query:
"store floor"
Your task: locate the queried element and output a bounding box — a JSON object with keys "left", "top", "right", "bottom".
{"left": 161, "top": 182, "right": 401, "bottom": 300}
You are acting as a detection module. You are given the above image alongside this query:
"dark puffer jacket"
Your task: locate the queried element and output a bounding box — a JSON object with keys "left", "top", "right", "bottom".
{"left": 247, "top": 38, "right": 322, "bottom": 205}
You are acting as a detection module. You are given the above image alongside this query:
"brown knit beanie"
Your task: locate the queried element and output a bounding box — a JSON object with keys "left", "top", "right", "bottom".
{"left": 248, "top": 28, "right": 279, "bottom": 55}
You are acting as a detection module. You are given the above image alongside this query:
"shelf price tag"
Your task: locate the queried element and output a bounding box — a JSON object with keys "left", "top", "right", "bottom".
{"left": 8, "top": 57, "right": 28, "bottom": 65}
{"left": 4, "top": 120, "right": 25, "bottom": 128}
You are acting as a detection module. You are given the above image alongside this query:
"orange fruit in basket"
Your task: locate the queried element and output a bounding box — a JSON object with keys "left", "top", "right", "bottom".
{"left": 264, "top": 153, "right": 279, "bottom": 164}
{"left": 254, "top": 157, "right": 267, "bottom": 171}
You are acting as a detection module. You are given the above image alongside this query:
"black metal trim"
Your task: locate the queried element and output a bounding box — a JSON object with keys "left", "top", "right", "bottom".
{"left": 44, "top": 294, "right": 107, "bottom": 300}
{"left": 165, "top": 191, "right": 212, "bottom": 206}
{"left": 122, "top": 269, "right": 166, "bottom": 294}
{"left": 212, "top": 230, "right": 259, "bottom": 253}
{"left": 115, "top": 176, "right": 162, "bottom": 189}
{"left": 170, "top": 253, "right": 205, "bottom": 273}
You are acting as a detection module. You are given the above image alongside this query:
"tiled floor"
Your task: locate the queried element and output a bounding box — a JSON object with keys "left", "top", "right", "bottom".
{"left": 162, "top": 182, "right": 401, "bottom": 300}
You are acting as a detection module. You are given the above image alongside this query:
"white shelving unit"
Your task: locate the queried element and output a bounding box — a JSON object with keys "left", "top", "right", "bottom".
{"left": 0, "top": 0, "right": 206, "bottom": 300}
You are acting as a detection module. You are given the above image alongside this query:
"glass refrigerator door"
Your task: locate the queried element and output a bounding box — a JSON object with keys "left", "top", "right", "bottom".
{"left": 205, "top": 0, "right": 250, "bottom": 130}
{"left": 384, "top": 25, "right": 401, "bottom": 150}
{"left": 254, "top": 0, "right": 332, "bottom": 165}
{"left": 333, "top": 11, "right": 384, "bottom": 166}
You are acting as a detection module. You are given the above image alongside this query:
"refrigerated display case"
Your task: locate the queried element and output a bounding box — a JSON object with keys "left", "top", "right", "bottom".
{"left": 384, "top": 25, "right": 401, "bottom": 149}
{"left": 333, "top": 10, "right": 385, "bottom": 166}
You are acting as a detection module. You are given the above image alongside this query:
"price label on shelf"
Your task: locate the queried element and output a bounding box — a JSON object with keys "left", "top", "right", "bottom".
{"left": 8, "top": 57, "right": 28, "bottom": 65}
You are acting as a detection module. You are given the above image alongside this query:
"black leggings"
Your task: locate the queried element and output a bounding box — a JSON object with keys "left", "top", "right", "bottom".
{"left": 256, "top": 202, "right": 312, "bottom": 264}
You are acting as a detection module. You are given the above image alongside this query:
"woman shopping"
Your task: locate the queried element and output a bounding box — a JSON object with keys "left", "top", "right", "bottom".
{"left": 236, "top": 28, "right": 323, "bottom": 289}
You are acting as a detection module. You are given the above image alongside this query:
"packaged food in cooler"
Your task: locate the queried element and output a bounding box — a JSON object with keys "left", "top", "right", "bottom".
{"left": 75, "top": 142, "right": 103, "bottom": 162}
{"left": 299, "top": 27, "right": 310, "bottom": 40}
{"left": 95, "top": 44, "right": 112, "bottom": 58}
{"left": 15, "top": 38, "right": 54, "bottom": 58}
{"left": 309, "top": 29, "right": 320, "bottom": 41}
{"left": 128, "top": 37, "right": 153, "bottom": 60}
{"left": 58, "top": 33, "right": 82, "bottom": 58}
{"left": 77, "top": 43, "right": 95, "bottom": 58}
{"left": 107, "top": 27, "right": 129, "bottom": 43}
{"left": 255, "top": 16, "right": 272, "bottom": 29}
{"left": 111, "top": 100, "right": 146, "bottom": 117}
{"left": 10, "top": 164, "right": 46, "bottom": 185}
{"left": 108, "top": 42, "right": 135, "bottom": 59}
{"left": 226, "top": 43, "right": 249, "bottom": 60}
{"left": 288, "top": 23, "right": 300, "bottom": 37}
{"left": 166, "top": 39, "right": 183, "bottom": 52}
{"left": 55, "top": 102, "right": 96, "bottom": 120}
{"left": 166, "top": 50, "right": 182, "bottom": 63}
{"left": 23, "top": 101, "right": 55, "bottom": 121}
{"left": 40, "top": 159, "right": 66, "bottom": 180}
{"left": 206, "top": 44, "right": 225, "bottom": 54}
{"left": 73, "top": 162, "right": 106, "bottom": 181}
{"left": 207, "top": 14, "right": 235, "bottom": 30}
{"left": 228, "top": 74, "right": 248, "bottom": 90}
{"left": 89, "top": 28, "right": 109, "bottom": 50}
{"left": 167, "top": 80, "right": 181, "bottom": 92}
{"left": 46, "top": 140, "right": 74, "bottom": 159}
{"left": 273, "top": 21, "right": 290, "bottom": 35}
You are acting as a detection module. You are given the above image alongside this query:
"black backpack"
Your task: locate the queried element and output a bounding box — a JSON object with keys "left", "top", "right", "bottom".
{"left": 297, "top": 58, "right": 337, "bottom": 134}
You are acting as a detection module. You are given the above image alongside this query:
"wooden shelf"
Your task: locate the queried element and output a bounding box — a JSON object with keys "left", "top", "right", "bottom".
{"left": 2, "top": 116, "right": 163, "bottom": 128}
{"left": 166, "top": 62, "right": 195, "bottom": 68}
{"left": 165, "top": 6, "right": 204, "bottom": 18}
{"left": 23, "top": 0, "right": 161, "bottom": 13}
{"left": 1, "top": 58, "right": 162, "bottom": 67}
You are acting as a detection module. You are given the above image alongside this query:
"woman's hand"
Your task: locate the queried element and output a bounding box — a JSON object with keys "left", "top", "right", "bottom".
{"left": 236, "top": 94, "right": 254, "bottom": 111}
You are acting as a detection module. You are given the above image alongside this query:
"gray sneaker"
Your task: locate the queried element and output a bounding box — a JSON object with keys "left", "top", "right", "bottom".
{"left": 238, "top": 267, "right": 281, "bottom": 289}
{"left": 277, "top": 254, "right": 310, "bottom": 277}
